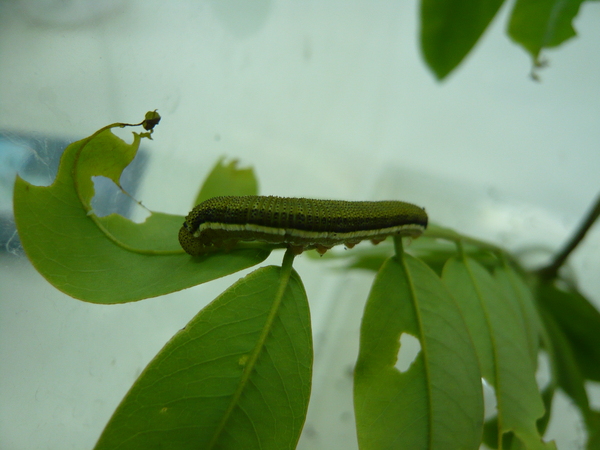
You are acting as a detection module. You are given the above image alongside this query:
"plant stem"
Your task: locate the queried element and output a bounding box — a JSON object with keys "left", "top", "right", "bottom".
{"left": 537, "top": 192, "right": 600, "bottom": 280}
{"left": 393, "top": 235, "right": 404, "bottom": 259}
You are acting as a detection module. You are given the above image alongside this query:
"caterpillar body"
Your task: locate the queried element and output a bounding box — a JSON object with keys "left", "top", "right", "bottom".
{"left": 179, "top": 195, "right": 428, "bottom": 256}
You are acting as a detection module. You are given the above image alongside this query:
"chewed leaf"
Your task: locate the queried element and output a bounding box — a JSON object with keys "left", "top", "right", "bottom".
{"left": 73, "top": 129, "right": 141, "bottom": 208}
{"left": 508, "top": 0, "right": 586, "bottom": 63}
{"left": 354, "top": 252, "right": 483, "bottom": 449}
{"left": 194, "top": 157, "right": 258, "bottom": 205}
{"left": 13, "top": 119, "right": 269, "bottom": 303}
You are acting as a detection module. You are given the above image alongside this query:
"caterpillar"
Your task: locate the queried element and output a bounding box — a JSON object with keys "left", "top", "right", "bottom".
{"left": 179, "top": 195, "right": 428, "bottom": 256}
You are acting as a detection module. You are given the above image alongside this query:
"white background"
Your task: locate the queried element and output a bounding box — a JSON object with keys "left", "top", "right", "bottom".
{"left": 1, "top": 0, "right": 599, "bottom": 448}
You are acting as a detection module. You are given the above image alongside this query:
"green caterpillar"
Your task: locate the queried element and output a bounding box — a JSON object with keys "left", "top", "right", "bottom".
{"left": 179, "top": 195, "right": 428, "bottom": 255}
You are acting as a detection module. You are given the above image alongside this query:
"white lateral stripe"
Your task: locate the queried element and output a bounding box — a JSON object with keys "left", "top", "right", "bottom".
{"left": 193, "top": 221, "right": 424, "bottom": 241}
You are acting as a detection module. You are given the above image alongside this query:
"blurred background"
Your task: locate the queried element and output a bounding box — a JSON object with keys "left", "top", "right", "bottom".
{"left": 1, "top": 0, "right": 599, "bottom": 448}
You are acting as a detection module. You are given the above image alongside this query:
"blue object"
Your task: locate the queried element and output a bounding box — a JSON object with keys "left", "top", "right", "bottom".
{"left": 0, "top": 131, "right": 148, "bottom": 253}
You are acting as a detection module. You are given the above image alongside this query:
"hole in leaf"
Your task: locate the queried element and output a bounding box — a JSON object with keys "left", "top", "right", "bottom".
{"left": 91, "top": 176, "right": 149, "bottom": 222}
{"left": 395, "top": 333, "right": 421, "bottom": 373}
{"left": 482, "top": 377, "right": 497, "bottom": 420}
{"left": 535, "top": 350, "right": 551, "bottom": 390}
{"left": 586, "top": 380, "right": 600, "bottom": 410}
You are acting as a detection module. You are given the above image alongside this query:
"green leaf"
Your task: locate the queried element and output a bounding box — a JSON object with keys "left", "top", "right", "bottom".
{"left": 536, "top": 386, "right": 556, "bottom": 437}
{"left": 354, "top": 252, "right": 483, "bottom": 450}
{"left": 442, "top": 257, "right": 554, "bottom": 449}
{"left": 95, "top": 265, "right": 312, "bottom": 450}
{"left": 587, "top": 411, "right": 600, "bottom": 450}
{"left": 494, "top": 264, "right": 542, "bottom": 368}
{"left": 420, "top": 0, "right": 506, "bottom": 79}
{"left": 537, "top": 283, "right": 600, "bottom": 382}
{"left": 482, "top": 361, "right": 554, "bottom": 448}
{"left": 194, "top": 157, "right": 258, "bottom": 206}
{"left": 538, "top": 305, "right": 600, "bottom": 450}
{"left": 508, "top": 0, "right": 587, "bottom": 62}
{"left": 538, "top": 307, "right": 592, "bottom": 424}
{"left": 327, "top": 226, "right": 498, "bottom": 276}
{"left": 13, "top": 126, "right": 269, "bottom": 303}
{"left": 95, "top": 212, "right": 187, "bottom": 253}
